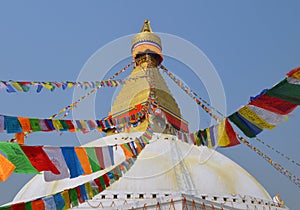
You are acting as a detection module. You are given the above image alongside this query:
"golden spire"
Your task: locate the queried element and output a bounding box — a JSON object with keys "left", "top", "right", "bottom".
{"left": 107, "top": 20, "right": 186, "bottom": 135}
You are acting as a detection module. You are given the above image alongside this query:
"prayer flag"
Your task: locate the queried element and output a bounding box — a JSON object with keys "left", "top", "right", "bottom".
{"left": 15, "top": 132, "right": 25, "bottom": 145}
{"left": 5, "top": 82, "right": 17, "bottom": 93}
{"left": 94, "top": 177, "right": 106, "bottom": 191}
{"left": 78, "top": 184, "right": 88, "bottom": 203}
{"left": 238, "top": 106, "right": 275, "bottom": 130}
{"left": 218, "top": 118, "right": 240, "bottom": 147}
{"left": 287, "top": 77, "right": 300, "bottom": 85}
{"left": 43, "top": 147, "right": 69, "bottom": 182}
{"left": 85, "top": 182, "right": 94, "bottom": 199}
{"left": 58, "top": 120, "right": 69, "bottom": 131}
{"left": 29, "top": 119, "right": 41, "bottom": 132}
{"left": 0, "top": 143, "right": 38, "bottom": 174}
{"left": 25, "top": 202, "right": 32, "bottom": 210}
{"left": 39, "top": 119, "right": 50, "bottom": 132}
{"left": 129, "top": 141, "right": 138, "bottom": 157}
{"left": 75, "top": 187, "right": 84, "bottom": 204}
{"left": 53, "top": 193, "right": 65, "bottom": 210}
{"left": 134, "top": 139, "right": 143, "bottom": 154}
{"left": 36, "top": 85, "right": 43, "bottom": 93}
{"left": 10, "top": 82, "right": 23, "bottom": 91}
{"left": 74, "top": 147, "right": 92, "bottom": 175}
{"left": 44, "top": 119, "right": 55, "bottom": 131}
{"left": 52, "top": 120, "right": 63, "bottom": 131}
{"left": 104, "top": 146, "right": 114, "bottom": 167}
{"left": 0, "top": 153, "right": 15, "bottom": 182}
{"left": 18, "top": 82, "right": 30, "bottom": 92}
{"left": 31, "top": 199, "right": 45, "bottom": 210}
{"left": 286, "top": 66, "right": 300, "bottom": 79}
{"left": 17, "top": 117, "right": 31, "bottom": 132}
{"left": 61, "top": 147, "right": 84, "bottom": 178}
{"left": 197, "top": 130, "right": 207, "bottom": 146}
{"left": 11, "top": 202, "right": 25, "bottom": 210}
{"left": 61, "top": 191, "right": 70, "bottom": 210}
{"left": 248, "top": 105, "right": 287, "bottom": 126}
{"left": 21, "top": 146, "right": 60, "bottom": 174}
{"left": 42, "top": 196, "right": 56, "bottom": 210}
{"left": 228, "top": 112, "right": 263, "bottom": 138}
{"left": 65, "top": 120, "right": 75, "bottom": 132}
{"left": 103, "top": 174, "right": 110, "bottom": 187}
{"left": 87, "top": 120, "right": 97, "bottom": 130}
{"left": 265, "top": 78, "right": 300, "bottom": 104}
{"left": 85, "top": 147, "right": 101, "bottom": 172}
{"left": 120, "top": 143, "right": 134, "bottom": 159}
{"left": 69, "top": 188, "right": 79, "bottom": 208}
{"left": 249, "top": 94, "right": 297, "bottom": 115}
{"left": 5, "top": 116, "right": 22, "bottom": 134}
{"left": 94, "top": 147, "right": 105, "bottom": 169}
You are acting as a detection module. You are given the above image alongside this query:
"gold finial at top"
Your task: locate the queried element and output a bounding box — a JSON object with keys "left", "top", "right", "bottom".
{"left": 140, "top": 19, "right": 152, "bottom": 32}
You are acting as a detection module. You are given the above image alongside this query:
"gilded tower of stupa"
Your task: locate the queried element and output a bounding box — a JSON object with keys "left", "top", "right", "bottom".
{"left": 109, "top": 20, "right": 188, "bottom": 134}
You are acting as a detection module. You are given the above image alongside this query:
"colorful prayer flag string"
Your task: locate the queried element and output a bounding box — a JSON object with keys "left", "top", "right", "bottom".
{"left": 50, "top": 61, "right": 135, "bottom": 119}
{"left": 159, "top": 64, "right": 223, "bottom": 122}
{"left": 254, "top": 137, "right": 300, "bottom": 167}
{"left": 0, "top": 75, "right": 148, "bottom": 94}
{"left": 0, "top": 108, "right": 147, "bottom": 135}
{"left": 0, "top": 157, "right": 136, "bottom": 209}
{"left": 237, "top": 134, "right": 300, "bottom": 188}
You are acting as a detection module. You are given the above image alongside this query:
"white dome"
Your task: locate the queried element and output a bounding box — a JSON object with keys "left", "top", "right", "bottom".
{"left": 13, "top": 133, "right": 271, "bottom": 204}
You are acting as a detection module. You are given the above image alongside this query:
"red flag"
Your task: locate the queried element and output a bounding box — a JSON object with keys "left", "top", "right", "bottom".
{"left": 286, "top": 66, "right": 300, "bottom": 78}
{"left": 224, "top": 118, "right": 240, "bottom": 147}
{"left": 11, "top": 202, "right": 26, "bottom": 210}
{"left": 21, "top": 146, "right": 60, "bottom": 174}
{"left": 103, "top": 173, "right": 110, "bottom": 187}
{"left": 249, "top": 94, "right": 297, "bottom": 115}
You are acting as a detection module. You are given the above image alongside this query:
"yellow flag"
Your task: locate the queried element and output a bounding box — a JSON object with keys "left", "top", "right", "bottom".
{"left": 238, "top": 106, "right": 275, "bottom": 130}
{"left": 217, "top": 119, "right": 231, "bottom": 147}
{"left": 61, "top": 190, "right": 70, "bottom": 210}
{"left": 85, "top": 182, "right": 94, "bottom": 199}
{"left": 290, "top": 69, "right": 300, "bottom": 80}
{"left": 52, "top": 120, "right": 63, "bottom": 131}
{"left": 11, "top": 82, "right": 23, "bottom": 91}
{"left": 0, "top": 153, "right": 16, "bottom": 182}
{"left": 206, "top": 127, "right": 213, "bottom": 148}
{"left": 43, "top": 82, "right": 54, "bottom": 90}
{"left": 67, "top": 82, "right": 73, "bottom": 88}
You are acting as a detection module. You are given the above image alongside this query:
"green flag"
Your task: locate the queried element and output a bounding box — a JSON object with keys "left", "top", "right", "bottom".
{"left": 0, "top": 142, "right": 39, "bottom": 174}
{"left": 85, "top": 148, "right": 101, "bottom": 172}
{"left": 69, "top": 188, "right": 79, "bottom": 208}
{"left": 266, "top": 78, "right": 300, "bottom": 104}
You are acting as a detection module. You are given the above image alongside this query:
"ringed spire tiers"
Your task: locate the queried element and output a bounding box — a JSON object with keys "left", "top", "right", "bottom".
{"left": 131, "top": 19, "right": 163, "bottom": 64}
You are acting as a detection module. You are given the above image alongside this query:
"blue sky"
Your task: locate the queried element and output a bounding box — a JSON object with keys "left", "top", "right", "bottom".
{"left": 0, "top": 1, "right": 300, "bottom": 208}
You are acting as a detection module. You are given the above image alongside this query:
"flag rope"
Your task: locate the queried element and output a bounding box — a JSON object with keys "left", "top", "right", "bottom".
{"left": 254, "top": 137, "right": 300, "bottom": 167}
{"left": 50, "top": 61, "right": 135, "bottom": 119}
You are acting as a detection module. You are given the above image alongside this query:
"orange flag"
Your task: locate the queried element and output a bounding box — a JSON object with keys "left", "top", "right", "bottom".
{"left": 15, "top": 132, "right": 25, "bottom": 145}
{"left": 0, "top": 153, "right": 16, "bottom": 182}
{"left": 120, "top": 144, "right": 134, "bottom": 159}
{"left": 17, "top": 117, "right": 31, "bottom": 132}
{"left": 31, "top": 199, "right": 45, "bottom": 210}
{"left": 74, "top": 147, "right": 92, "bottom": 175}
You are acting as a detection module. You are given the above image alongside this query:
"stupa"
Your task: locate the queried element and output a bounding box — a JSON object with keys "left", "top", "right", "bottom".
{"left": 11, "top": 20, "right": 288, "bottom": 209}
